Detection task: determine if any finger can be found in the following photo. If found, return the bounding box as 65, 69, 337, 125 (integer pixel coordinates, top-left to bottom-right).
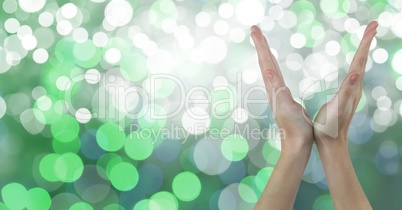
251, 26, 276, 72
348, 21, 378, 83
251, 25, 284, 82
336, 72, 365, 120
251, 26, 284, 97
339, 21, 377, 107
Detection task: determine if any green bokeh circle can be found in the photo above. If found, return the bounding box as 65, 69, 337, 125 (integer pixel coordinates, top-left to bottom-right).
39, 153, 60, 182
70, 202, 93, 210
133, 199, 160, 210
150, 191, 178, 210
124, 132, 154, 160
109, 162, 139, 191
221, 134, 249, 161
96, 122, 126, 152
172, 172, 201, 201
51, 114, 80, 143
238, 176, 259, 203
255, 167, 274, 193
1, 183, 28, 210
55, 152, 84, 182
73, 40, 102, 68
313, 194, 335, 210
26, 188, 51, 210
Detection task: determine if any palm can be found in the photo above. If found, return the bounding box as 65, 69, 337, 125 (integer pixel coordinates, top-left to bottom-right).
251, 26, 314, 150
314, 21, 378, 141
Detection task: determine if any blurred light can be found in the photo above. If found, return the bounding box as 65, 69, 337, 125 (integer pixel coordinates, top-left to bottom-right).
229, 28, 245, 43
235, 0, 264, 26
344, 18, 360, 33
72, 28, 89, 43
93, 32, 109, 47
279, 10, 297, 29
376, 141, 399, 175
200, 36, 227, 64
124, 132, 154, 160
372, 48, 388, 64
57, 20, 73, 35
313, 194, 334, 210
214, 20, 229, 36
392, 49, 402, 74
377, 96, 392, 111
96, 122, 125, 152
286, 53, 303, 71
75, 108, 91, 123
61, 3, 78, 19
371, 86, 386, 100
182, 107, 210, 135
33, 48, 49, 64
1, 183, 28, 209
396, 77, 402, 91
105, 48, 121, 64
290, 33, 306, 48
56, 76, 71, 91
242, 69, 258, 84
161, 18, 177, 33
325, 40, 340, 56
260, 16, 275, 31
221, 134, 249, 161
2, 0, 18, 14
105, 0, 133, 27
18, 0, 46, 13
84, 69, 101, 84
172, 172, 201, 201
219, 3, 234, 19
38, 12, 54, 27
0, 97, 6, 119
193, 139, 231, 175
150, 191, 178, 210
269, 5, 284, 20
109, 162, 139, 191
195, 12, 211, 27
231, 108, 249, 123
21, 35, 38, 50
137, 163, 163, 194
4, 18, 20, 33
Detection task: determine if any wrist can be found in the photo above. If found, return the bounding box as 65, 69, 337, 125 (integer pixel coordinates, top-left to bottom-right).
315, 137, 349, 157
281, 139, 313, 158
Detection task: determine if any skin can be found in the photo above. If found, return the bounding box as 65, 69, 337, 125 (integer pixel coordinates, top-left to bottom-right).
251, 21, 377, 210
250, 25, 314, 210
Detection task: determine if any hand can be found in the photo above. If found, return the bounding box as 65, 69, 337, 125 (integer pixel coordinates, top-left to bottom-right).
251, 25, 315, 210
250, 25, 313, 154
312, 21, 377, 210
313, 21, 378, 145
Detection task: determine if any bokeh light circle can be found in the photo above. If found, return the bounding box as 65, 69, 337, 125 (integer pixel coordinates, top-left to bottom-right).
172, 171, 201, 201
96, 122, 126, 152
109, 162, 139, 191
221, 134, 249, 161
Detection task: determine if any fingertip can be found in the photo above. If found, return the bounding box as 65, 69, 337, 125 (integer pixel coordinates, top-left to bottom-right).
251, 25, 259, 33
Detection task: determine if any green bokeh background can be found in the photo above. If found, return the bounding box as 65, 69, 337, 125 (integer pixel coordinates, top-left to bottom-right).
0, 0, 401, 209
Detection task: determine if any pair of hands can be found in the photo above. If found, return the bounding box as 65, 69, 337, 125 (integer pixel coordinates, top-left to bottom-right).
251, 21, 377, 210
251, 21, 378, 152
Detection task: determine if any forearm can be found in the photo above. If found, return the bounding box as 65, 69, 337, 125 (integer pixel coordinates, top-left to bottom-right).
255, 143, 312, 210
316, 139, 372, 210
